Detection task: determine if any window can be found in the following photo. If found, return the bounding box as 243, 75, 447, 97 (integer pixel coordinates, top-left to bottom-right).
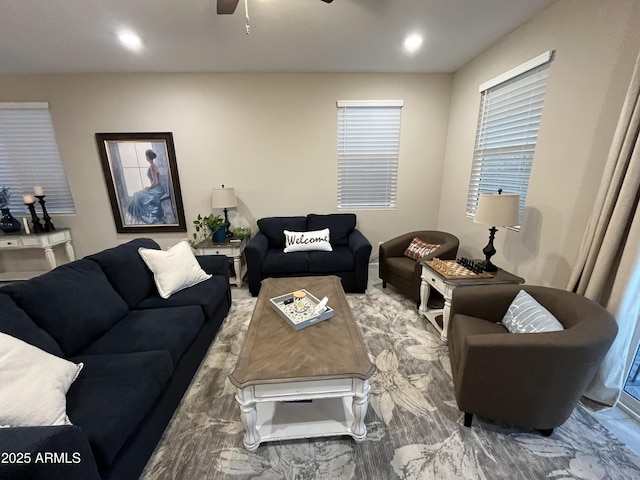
0, 102, 75, 214
337, 100, 403, 209
466, 51, 553, 226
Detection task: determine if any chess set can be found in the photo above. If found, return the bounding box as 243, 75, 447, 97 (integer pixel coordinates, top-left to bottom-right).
426, 257, 494, 280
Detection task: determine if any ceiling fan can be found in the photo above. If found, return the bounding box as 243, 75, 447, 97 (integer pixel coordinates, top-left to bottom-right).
217, 0, 333, 15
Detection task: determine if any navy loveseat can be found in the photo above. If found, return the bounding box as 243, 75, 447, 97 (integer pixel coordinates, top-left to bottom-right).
0, 238, 231, 480
245, 213, 372, 296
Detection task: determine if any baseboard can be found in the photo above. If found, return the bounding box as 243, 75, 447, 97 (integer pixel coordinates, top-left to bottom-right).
618, 392, 640, 423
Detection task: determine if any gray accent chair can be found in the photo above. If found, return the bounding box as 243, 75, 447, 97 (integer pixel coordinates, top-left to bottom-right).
448, 284, 618, 435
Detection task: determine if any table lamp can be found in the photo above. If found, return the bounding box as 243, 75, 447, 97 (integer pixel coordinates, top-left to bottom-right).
473, 189, 520, 272
212, 185, 237, 238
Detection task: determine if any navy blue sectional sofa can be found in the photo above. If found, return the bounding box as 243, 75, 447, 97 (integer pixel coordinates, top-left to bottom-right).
245, 213, 372, 296
0, 238, 231, 480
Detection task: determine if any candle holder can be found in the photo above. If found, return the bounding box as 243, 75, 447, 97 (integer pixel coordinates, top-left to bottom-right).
35, 195, 55, 231
25, 202, 45, 234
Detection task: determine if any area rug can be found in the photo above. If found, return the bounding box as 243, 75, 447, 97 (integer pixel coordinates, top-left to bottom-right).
141, 292, 640, 480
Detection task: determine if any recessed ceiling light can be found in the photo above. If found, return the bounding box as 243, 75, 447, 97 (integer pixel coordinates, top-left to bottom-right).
118, 30, 143, 51
404, 33, 424, 54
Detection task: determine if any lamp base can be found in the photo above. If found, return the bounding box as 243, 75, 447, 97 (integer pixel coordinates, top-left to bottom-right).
223, 207, 233, 238
479, 226, 499, 272
476, 259, 498, 272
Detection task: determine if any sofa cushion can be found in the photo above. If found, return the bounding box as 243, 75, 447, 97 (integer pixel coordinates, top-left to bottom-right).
0, 292, 63, 356
78, 306, 205, 366
308, 247, 355, 273
66, 351, 173, 471
138, 240, 211, 299
284, 228, 332, 253
501, 290, 565, 333
257, 216, 307, 249
384, 256, 417, 281
86, 238, 159, 309
262, 250, 309, 274
0, 332, 83, 427
307, 213, 356, 246
136, 275, 229, 320
3, 259, 129, 356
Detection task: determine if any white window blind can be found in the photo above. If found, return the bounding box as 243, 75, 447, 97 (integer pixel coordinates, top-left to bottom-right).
0, 103, 75, 214
466, 51, 553, 227
0, 103, 76, 214
337, 100, 403, 209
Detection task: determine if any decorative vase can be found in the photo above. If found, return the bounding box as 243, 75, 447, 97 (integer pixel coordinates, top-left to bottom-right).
212, 226, 226, 243
0, 207, 21, 233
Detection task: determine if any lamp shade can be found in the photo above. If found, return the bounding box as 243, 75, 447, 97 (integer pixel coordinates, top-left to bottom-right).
211, 187, 237, 209
473, 193, 520, 227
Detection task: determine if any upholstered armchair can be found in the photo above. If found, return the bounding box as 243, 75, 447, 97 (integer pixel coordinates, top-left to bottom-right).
379, 231, 459, 306
448, 284, 618, 435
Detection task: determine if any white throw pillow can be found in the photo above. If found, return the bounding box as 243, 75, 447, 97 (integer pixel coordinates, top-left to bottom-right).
501, 290, 564, 333
138, 240, 212, 299
0, 332, 83, 427
283, 228, 333, 253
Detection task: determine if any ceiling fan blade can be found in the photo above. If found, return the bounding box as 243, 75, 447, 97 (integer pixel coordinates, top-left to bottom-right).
218, 0, 330, 16
217, 0, 240, 15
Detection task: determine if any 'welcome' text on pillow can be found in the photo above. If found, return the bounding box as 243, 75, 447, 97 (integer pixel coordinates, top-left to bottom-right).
283, 229, 333, 253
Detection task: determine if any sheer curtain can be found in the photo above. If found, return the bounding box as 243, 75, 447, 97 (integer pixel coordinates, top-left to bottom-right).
567, 49, 640, 406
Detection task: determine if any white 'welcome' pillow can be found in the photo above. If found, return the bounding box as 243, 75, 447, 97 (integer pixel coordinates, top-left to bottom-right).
283, 228, 333, 253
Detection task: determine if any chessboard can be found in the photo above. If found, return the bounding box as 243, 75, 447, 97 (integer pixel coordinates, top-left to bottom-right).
426, 258, 494, 280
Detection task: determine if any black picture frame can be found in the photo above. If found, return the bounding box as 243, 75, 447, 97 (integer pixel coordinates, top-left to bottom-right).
95, 132, 187, 233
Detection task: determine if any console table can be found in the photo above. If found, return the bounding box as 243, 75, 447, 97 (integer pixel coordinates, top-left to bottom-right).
419, 260, 524, 342
0, 229, 75, 281
196, 236, 247, 287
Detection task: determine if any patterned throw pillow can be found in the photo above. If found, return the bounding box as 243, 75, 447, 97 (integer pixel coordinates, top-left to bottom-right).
404, 237, 440, 260
501, 290, 564, 333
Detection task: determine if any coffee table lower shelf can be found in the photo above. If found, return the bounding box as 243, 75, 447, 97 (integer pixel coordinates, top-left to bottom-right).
235, 378, 371, 451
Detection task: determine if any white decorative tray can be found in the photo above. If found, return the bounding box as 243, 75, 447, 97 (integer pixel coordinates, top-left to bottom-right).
269, 289, 334, 331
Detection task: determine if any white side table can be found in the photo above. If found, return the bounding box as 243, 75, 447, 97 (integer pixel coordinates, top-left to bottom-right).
196, 237, 247, 287
0, 229, 75, 281
418, 261, 524, 342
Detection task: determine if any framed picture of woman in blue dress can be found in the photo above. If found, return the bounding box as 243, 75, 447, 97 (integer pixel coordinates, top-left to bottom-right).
95, 132, 187, 233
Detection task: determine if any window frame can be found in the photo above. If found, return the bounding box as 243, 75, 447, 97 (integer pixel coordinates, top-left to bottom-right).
0, 102, 76, 215
465, 51, 554, 229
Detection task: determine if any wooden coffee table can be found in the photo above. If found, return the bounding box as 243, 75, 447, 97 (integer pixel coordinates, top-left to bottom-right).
229, 275, 376, 451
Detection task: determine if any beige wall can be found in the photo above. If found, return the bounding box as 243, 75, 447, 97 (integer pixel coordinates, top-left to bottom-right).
0, 73, 451, 261
437, 0, 640, 287
2, 0, 639, 285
